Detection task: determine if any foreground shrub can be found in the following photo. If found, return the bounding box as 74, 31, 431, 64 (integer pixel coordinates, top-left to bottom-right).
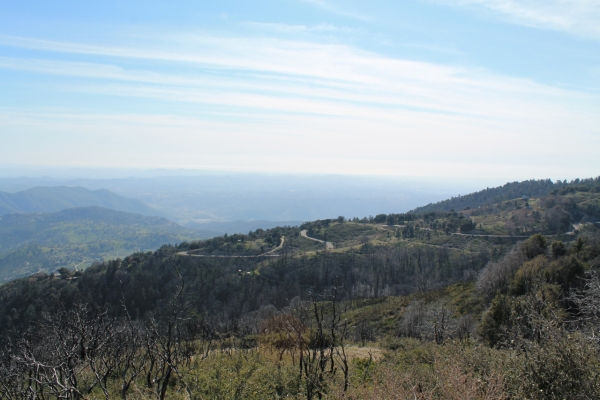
338, 340, 508, 399
506, 330, 600, 399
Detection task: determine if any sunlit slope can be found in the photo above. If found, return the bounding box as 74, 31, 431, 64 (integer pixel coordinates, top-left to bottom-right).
412, 178, 600, 214
0, 206, 205, 282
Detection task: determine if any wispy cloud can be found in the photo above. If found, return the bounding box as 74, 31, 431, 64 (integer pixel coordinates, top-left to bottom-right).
243, 22, 356, 34
0, 32, 598, 177
435, 0, 600, 40
296, 0, 371, 22
0, 36, 588, 121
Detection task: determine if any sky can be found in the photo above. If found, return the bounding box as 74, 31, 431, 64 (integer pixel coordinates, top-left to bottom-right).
0, 0, 599, 181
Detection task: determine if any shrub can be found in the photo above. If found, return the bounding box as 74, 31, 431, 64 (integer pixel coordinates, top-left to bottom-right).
522, 234, 547, 260
506, 330, 600, 399
478, 294, 513, 347
509, 255, 548, 296
550, 240, 566, 258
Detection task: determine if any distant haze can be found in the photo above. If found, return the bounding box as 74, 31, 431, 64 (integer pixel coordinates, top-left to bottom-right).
0, 186, 155, 216
0, 170, 490, 226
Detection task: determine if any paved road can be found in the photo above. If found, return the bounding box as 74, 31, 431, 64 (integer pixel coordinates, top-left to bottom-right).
178, 236, 285, 258
300, 230, 334, 249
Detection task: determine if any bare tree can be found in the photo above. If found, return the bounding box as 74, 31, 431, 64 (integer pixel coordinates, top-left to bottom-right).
399, 300, 427, 339
0, 257, 206, 400
276, 286, 350, 399
399, 300, 458, 343
0, 302, 121, 400
115, 304, 149, 400
477, 242, 527, 302
569, 272, 600, 343
143, 258, 197, 400
456, 314, 475, 341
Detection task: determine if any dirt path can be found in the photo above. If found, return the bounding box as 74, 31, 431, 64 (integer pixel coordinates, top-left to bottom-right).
178, 236, 285, 258
451, 232, 529, 238
300, 230, 334, 249
263, 235, 286, 254
379, 224, 529, 238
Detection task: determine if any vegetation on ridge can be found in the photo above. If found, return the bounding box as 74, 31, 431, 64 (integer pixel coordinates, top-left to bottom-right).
412, 177, 600, 214
1, 179, 600, 398
0, 206, 205, 282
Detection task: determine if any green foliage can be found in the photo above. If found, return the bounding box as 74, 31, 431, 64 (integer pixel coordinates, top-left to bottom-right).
184, 350, 303, 399
509, 255, 548, 296
4, 180, 600, 398
478, 232, 597, 348
479, 294, 514, 347
550, 240, 566, 258
414, 177, 600, 214
303, 222, 377, 244
459, 218, 476, 233
0, 206, 203, 282
506, 331, 600, 399
522, 234, 547, 260
545, 256, 584, 293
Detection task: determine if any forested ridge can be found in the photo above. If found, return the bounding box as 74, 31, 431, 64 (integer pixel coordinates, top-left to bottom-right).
413, 176, 600, 214
0, 206, 203, 282
1, 180, 600, 399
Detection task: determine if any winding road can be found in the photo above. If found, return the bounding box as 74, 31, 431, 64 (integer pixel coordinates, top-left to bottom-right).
178, 236, 285, 258
300, 230, 334, 249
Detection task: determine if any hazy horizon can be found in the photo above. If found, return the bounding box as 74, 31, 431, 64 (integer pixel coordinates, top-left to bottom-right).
0, 170, 494, 224
0, 165, 587, 186
1, 0, 598, 180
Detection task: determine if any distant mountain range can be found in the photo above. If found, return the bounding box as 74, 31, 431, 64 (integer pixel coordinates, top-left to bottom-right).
0, 175, 482, 224
0, 206, 207, 282
2, 177, 598, 284
0, 186, 318, 282
0, 186, 157, 216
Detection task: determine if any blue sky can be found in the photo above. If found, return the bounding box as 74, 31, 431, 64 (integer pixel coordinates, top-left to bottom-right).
0, 0, 599, 180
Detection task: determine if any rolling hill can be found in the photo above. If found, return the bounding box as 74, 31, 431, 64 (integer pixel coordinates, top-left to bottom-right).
412, 177, 600, 213
0, 186, 157, 216
1, 180, 600, 398
0, 206, 207, 282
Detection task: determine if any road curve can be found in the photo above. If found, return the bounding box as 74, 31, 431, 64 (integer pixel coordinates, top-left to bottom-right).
300, 230, 334, 249
262, 235, 286, 254
178, 236, 285, 258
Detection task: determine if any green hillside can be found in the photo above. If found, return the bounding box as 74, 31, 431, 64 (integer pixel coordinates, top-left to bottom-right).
0, 206, 206, 282
0, 185, 157, 216
1, 182, 600, 398
412, 177, 600, 213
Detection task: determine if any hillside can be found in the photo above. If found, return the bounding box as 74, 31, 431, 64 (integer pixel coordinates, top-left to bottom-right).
0, 206, 207, 282
3, 183, 599, 314
1, 182, 600, 398
0, 186, 157, 216
412, 177, 600, 213
3, 184, 598, 322
2, 181, 599, 318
